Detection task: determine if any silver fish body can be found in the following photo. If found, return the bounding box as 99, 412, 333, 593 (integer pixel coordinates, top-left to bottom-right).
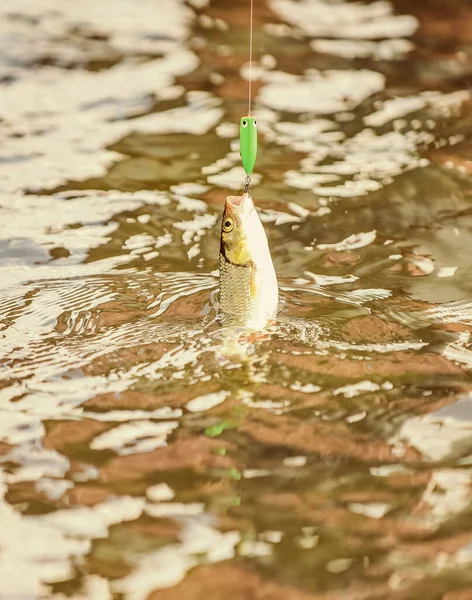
218, 193, 278, 329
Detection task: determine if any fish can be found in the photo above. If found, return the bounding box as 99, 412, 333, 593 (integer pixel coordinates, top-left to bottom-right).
218, 192, 278, 329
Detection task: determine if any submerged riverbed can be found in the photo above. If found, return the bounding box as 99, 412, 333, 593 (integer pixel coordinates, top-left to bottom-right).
2, 0, 472, 598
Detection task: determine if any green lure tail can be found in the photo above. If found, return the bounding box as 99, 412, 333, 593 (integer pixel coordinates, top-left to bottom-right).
240, 116, 257, 176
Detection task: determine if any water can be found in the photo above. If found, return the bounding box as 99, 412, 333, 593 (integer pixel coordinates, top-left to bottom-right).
2, 0, 472, 597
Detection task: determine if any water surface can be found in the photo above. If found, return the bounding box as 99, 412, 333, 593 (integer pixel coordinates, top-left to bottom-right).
2, 0, 472, 598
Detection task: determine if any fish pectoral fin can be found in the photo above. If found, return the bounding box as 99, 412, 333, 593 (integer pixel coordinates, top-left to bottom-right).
250, 264, 258, 298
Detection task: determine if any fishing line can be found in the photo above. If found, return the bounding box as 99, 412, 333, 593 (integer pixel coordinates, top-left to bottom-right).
248, 0, 253, 117
239, 0, 258, 192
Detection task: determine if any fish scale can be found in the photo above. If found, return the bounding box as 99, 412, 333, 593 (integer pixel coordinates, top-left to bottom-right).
218, 252, 255, 325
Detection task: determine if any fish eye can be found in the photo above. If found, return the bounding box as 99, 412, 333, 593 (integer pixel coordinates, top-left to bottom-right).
242, 120, 248, 127
253, 120, 257, 127
222, 217, 234, 232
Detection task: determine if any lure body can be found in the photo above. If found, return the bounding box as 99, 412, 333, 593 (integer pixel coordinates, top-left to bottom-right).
240, 116, 257, 176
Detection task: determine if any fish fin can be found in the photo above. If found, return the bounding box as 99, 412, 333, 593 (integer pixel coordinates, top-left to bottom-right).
250, 264, 258, 299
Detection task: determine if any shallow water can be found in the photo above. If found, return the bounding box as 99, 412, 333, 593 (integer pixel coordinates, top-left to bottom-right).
2, 0, 472, 598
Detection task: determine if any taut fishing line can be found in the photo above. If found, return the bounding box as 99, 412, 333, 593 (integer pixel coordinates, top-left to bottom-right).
248, 0, 253, 117
240, 0, 257, 193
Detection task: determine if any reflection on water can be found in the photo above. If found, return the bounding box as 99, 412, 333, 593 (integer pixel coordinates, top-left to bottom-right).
2, 0, 472, 598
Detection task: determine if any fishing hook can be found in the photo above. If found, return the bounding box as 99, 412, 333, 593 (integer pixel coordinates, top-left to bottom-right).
244, 175, 251, 194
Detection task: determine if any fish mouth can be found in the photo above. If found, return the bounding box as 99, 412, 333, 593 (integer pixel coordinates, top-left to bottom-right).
226, 193, 254, 215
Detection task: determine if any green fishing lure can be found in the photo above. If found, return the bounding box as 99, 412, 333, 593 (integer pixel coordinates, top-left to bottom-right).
240, 116, 257, 176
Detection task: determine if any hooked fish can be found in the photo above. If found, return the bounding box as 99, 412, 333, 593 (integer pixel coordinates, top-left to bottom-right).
218, 193, 278, 329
